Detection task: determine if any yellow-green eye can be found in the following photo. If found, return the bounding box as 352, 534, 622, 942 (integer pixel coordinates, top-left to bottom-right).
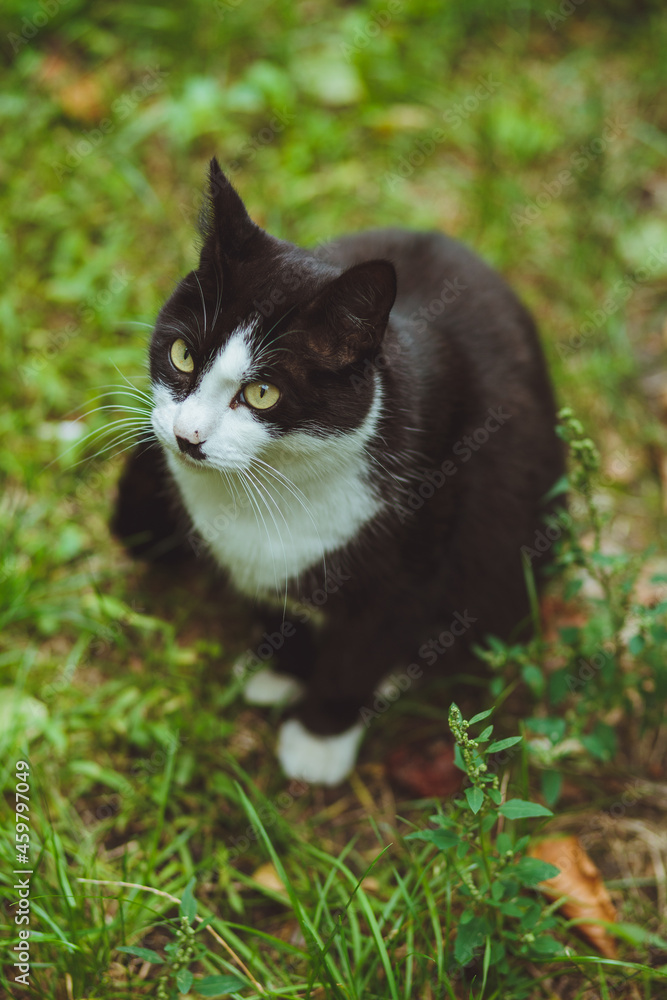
243, 381, 280, 410
170, 338, 194, 373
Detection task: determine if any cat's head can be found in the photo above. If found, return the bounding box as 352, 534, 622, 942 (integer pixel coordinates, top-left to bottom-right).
150, 158, 396, 476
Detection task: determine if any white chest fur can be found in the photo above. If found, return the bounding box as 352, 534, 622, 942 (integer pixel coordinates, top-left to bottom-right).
167, 436, 381, 597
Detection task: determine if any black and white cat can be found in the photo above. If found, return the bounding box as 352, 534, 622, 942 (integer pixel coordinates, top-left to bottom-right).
113, 158, 564, 785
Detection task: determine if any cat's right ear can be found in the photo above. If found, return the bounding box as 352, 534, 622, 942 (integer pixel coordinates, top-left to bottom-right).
199, 158, 258, 262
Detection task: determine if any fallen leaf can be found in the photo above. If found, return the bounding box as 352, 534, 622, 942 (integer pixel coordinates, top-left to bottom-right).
36, 52, 105, 122
529, 835, 617, 958
250, 862, 287, 897
386, 738, 462, 798
58, 74, 105, 122
540, 595, 588, 644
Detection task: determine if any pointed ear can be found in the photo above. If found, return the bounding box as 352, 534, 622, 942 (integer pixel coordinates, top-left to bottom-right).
305, 260, 397, 366
200, 157, 257, 261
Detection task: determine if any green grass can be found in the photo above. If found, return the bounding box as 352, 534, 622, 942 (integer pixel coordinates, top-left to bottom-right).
1, 1, 667, 997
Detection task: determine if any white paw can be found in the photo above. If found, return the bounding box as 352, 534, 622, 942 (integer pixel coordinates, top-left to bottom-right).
243, 668, 304, 706
277, 719, 364, 785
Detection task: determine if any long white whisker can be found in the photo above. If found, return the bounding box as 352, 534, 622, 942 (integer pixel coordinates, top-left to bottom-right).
211, 269, 223, 332
186, 306, 202, 346
236, 469, 280, 599
46, 417, 150, 468
251, 456, 327, 588
94, 384, 155, 403
194, 271, 208, 336
110, 362, 151, 387
252, 305, 298, 361
80, 404, 152, 418
63, 427, 154, 469
244, 465, 290, 614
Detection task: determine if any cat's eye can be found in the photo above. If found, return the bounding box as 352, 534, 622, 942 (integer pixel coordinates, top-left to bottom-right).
170, 338, 194, 373
243, 381, 280, 410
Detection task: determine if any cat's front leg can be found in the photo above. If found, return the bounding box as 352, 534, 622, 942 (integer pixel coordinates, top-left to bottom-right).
277, 717, 365, 786
241, 610, 317, 707
275, 608, 406, 785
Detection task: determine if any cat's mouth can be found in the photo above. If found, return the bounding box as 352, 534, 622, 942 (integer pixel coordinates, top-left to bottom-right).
175, 448, 209, 469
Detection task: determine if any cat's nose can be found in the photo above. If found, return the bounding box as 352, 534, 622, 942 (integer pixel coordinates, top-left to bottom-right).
176, 435, 206, 460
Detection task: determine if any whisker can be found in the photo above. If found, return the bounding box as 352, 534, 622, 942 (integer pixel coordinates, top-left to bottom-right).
250, 456, 328, 588
210, 269, 224, 332
236, 469, 281, 599
252, 305, 299, 364
94, 385, 155, 404
186, 306, 203, 348
244, 465, 290, 614
46, 417, 150, 467
61, 426, 154, 470
194, 270, 208, 337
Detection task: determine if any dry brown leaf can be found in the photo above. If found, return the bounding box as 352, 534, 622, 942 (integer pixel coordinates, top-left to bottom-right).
250, 862, 287, 897
58, 75, 105, 122
386, 738, 463, 798
36, 53, 105, 121
529, 835, 617, 958
540, 595, 588, 644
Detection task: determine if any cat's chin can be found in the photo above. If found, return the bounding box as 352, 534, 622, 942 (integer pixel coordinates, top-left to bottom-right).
165, 447, 243, 474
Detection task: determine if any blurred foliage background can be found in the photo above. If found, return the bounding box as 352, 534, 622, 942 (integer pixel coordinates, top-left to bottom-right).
1, 0, 667, 997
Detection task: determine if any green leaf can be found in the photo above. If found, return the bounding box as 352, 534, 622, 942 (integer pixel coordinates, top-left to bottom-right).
487, 786, 502, 806
542, 473, 569, 503
526, 716, 566, 742
487, 736, 522, 753
477, 725, 493, 742
498, 900, 525, 918
498, 799, 553, 819
117, 945, 165, 964
481, 935, 491, 993
529, 933, 564, 955
196, 975, 247, 996
628, 634, 644, 655
481, 809, 498, 833
521, 663, 544, 696
465, 785, 485, 814
180, 876, 197, 924
513, 856, 560, 885
491, 880, 504, 902
606, 922, 667, 950
541, 769, 562, 807
453, 742, 466, 772
548, 668, 571, 706
406, 827, 460, 850
177, 968, 194, 994
454, 915, 488, 966
469, 708, 493, 725
496, 832, 512, 854
582, 721, 617, 762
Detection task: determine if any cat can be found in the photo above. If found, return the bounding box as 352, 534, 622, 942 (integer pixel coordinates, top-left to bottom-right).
113, 157, 564, 785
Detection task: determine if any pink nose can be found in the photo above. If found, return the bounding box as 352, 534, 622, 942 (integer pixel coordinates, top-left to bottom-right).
176, 435, 206, 460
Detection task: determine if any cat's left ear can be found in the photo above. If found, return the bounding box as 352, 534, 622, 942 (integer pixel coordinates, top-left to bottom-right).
305, 260, 397, 366
200, 157, 258, 262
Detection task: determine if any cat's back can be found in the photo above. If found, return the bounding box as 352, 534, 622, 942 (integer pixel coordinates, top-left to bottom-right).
316, 227, 514, 313
316, 227, 553, 406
